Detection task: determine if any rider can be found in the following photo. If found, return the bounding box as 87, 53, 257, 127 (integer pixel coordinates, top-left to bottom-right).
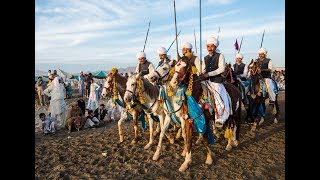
181, 41, 199, 67
233, 53, 248, 81
195, 37, 231, 127
255, 48, 277, 105
134, 51, 155, 78
155, 47, 171, 69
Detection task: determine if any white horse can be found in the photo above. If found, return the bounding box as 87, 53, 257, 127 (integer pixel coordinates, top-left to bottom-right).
149, 59, 214, 172
124, 73, 174, 149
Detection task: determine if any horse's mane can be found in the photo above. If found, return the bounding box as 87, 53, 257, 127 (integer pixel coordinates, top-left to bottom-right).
142, 77, 159, 100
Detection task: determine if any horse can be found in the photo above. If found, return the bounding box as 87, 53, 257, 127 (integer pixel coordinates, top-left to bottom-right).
123, 73, 175, 149
147, 56, 214, 172
222, 63, 251, 122
246, 59, 280, 131
101, 69, 146, 144
169, 56, 242, 156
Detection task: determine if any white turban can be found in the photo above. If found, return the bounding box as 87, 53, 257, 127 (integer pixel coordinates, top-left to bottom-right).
157, 47, 167, 54
136, 51, 146, 59
206, 37, 219, 47
258, 48, 267, 55
235, 53, 243, 59
182, 42, 192, 49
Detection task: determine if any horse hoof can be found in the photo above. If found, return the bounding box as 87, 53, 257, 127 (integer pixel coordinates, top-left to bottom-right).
232, 140, 239, 147
169, 138, 175, 144
259, 118, 264, 125
274, 118, 278, 124
131, 139, 137, 144
226, 144, 232, 151
205, 154, 213, 165
144, 143, 151, 150
152, 152, 160, 161
179, 162, 190, 172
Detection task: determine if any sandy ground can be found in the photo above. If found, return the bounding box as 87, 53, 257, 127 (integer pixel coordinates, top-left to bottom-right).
35, 91, 285, 179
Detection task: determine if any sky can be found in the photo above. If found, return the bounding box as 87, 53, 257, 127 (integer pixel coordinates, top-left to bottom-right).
35, 0, 285, 74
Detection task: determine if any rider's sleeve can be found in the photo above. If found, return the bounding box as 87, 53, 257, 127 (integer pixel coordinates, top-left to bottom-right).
208, 54, 226, 76
148, 63, 155, 73
193, 56, 201, 75
240, 64, 248, 78
268, 60, 273, 70
135, 64, 139, 74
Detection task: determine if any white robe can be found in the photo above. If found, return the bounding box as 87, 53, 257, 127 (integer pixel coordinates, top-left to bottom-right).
43, 82, 68, 127
87, 83, 100, 110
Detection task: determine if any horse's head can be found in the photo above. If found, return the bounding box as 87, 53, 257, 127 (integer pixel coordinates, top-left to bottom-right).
101, 72, 114, 99
148, 61, 173, 83
247, 59, 261, 79
170, 56, 190, 88
124, 73, 142, 103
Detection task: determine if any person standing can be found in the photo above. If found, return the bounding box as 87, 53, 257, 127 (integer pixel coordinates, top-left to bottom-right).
78, 71, 85, 97
43, 77, 68, 128
36, 76, 46, 106
86, 79, 100, 111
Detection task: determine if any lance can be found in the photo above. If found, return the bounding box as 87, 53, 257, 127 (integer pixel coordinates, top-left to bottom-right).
167, 30, 181, 51
238, 37, 243, 53
199, 0, 202, 73
194, 28, 197, 54
142, 21, 151, 52
217, 26, 220, 40
173, 0, 179, 60
260, 29, 265, 48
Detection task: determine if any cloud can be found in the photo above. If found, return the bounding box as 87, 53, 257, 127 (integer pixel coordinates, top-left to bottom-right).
207, 0, 236, 5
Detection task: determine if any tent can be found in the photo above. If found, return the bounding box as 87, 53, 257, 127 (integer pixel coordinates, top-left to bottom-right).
93, 71, 107, 79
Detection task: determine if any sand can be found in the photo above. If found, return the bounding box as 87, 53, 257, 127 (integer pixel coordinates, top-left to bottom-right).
35, 91, 285, 179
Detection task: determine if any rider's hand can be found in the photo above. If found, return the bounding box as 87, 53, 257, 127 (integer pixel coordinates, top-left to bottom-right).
203, 72, 209, 78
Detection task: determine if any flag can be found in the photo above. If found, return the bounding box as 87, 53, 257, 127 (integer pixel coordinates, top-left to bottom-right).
234, 39, 239, 51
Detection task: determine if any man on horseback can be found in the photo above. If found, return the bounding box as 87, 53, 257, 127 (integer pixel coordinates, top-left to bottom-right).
155, 47, 171, 68
134, 51, 155, 78
233, 53, 248, 81
196, 37, 231, 128
181, 41, 199, 67
255, 48, 277, 105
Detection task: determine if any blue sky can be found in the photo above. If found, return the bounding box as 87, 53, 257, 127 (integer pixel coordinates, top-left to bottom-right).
35, 0, 285, 73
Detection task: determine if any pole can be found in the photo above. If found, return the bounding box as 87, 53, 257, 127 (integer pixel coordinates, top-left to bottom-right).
217, 26, 220, 40
260, 29, 265, 48
173, 0, 179, 60
238, 37, 243, 53
167, 30, 181, 51
142, 21, 151, 52
199, 0, 202, 74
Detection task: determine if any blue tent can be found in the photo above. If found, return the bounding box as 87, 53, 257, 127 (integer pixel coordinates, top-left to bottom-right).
94, 71, 107, 79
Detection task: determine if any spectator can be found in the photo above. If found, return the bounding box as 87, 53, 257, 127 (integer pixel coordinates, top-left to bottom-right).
38, 113, 56, 135
43, 77, 68, 128
86, 79, 100, 111
94, 104, 108, 122
36, 76, 46, 106
84, 110, 100, 128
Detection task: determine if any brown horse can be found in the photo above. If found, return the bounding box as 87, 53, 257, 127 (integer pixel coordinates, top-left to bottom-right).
101, 69, 145, 144
246, 59, 280, 131
171, 56, 242, 151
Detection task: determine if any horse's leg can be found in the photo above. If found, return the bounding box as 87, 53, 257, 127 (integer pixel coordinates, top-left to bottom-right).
153, 123, 160, 136
179, 119, 193, 172
144, 114, 154, 149
273, 95, 280, 124
196, 133, 203, 145
131, 111, 139, 144
180, 118, 188, 157
162, 114, 175, 144
153, 114, 171, 161
117, 113, 127, 143
203, 118, 213, 165
196, 107, 211, 145
176, 127, 182, 139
